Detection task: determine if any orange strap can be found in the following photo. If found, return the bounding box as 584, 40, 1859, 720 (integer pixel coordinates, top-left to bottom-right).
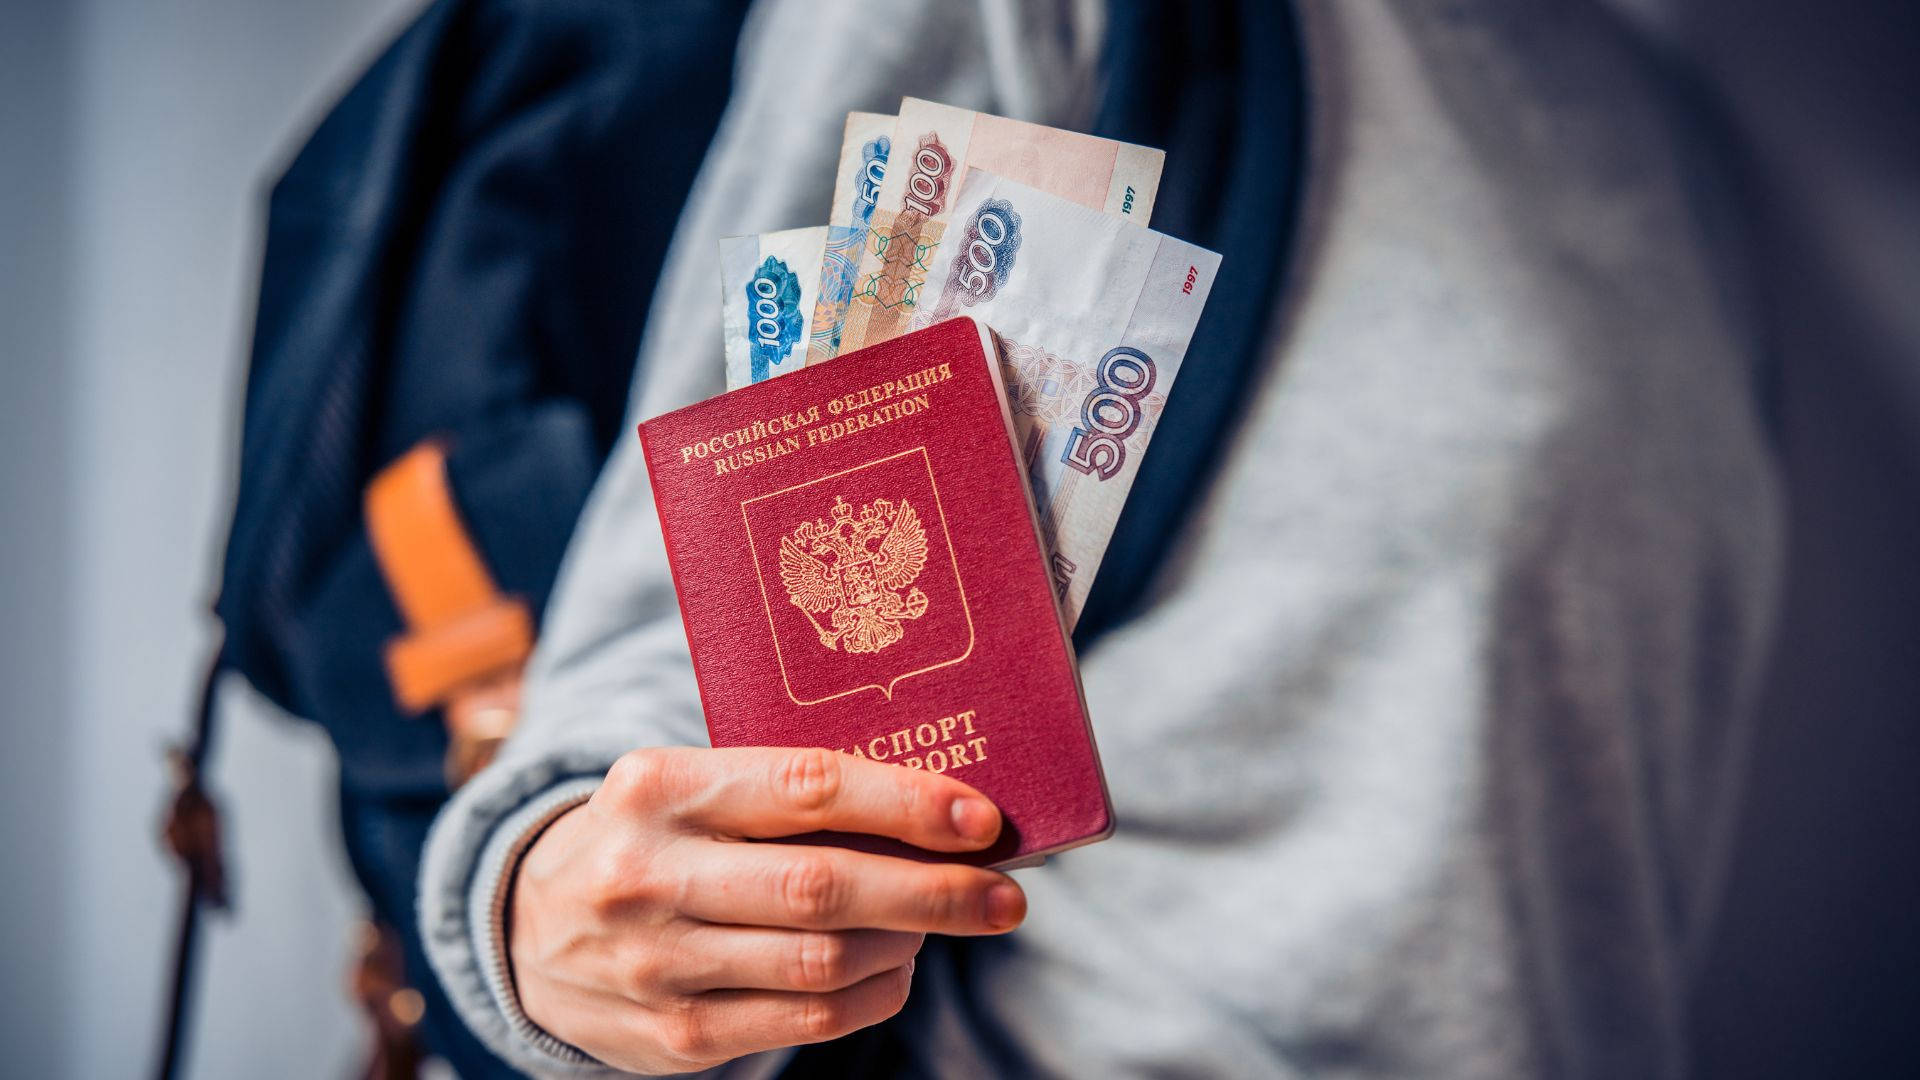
365, 441, 532, 713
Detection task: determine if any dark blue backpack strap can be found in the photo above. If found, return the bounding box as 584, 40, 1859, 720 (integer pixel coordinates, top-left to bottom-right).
1075, 0, 1309, 647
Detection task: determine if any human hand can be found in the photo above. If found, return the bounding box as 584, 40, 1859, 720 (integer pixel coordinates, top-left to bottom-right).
507, 746, 1023, 1074
442, 667, 521, 787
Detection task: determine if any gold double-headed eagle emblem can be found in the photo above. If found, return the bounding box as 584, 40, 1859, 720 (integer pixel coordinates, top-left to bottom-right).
779, 495, 930, 654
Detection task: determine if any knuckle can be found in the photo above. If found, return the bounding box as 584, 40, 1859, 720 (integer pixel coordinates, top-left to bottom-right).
627, 944, 670, 998
798, 992, 845, 1042
776, 748, 844, 815
584, 848, 636, 913
897, 777, 929, 830
654, 1007, 712, 1065
926, 868, 977, 925
586, 841, 674, 916
792, 932, 847, 991
780, 855, 843, 924
883, 961, 914, 1013
605, 749, 667, 805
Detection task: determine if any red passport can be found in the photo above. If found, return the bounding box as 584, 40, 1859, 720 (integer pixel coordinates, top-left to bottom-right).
637, 318, 1111, 866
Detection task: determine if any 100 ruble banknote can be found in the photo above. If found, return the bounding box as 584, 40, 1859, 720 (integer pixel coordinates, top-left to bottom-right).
835, 97, 1166, 357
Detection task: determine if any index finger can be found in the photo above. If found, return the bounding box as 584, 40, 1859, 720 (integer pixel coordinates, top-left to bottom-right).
674, 746, 1002, 852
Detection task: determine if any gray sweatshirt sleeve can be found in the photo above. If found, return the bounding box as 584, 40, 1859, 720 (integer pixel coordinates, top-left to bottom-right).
416, 1, 1104, 1073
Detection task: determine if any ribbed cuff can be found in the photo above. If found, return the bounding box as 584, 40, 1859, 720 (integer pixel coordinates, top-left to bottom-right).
469, 776, 605, 1067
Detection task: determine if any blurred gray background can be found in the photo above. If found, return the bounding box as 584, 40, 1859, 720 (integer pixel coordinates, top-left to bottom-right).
2, 1, 418, 1076
1, 1, 1913, 1077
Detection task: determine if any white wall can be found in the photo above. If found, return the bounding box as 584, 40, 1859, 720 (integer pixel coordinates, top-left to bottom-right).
4, 1, 423, 1076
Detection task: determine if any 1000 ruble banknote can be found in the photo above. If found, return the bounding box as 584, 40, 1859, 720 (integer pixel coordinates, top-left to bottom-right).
912, 170, 1220, 629
721, 226, 845, 389
835, 98, 1166, 357
723, 113, 896, 387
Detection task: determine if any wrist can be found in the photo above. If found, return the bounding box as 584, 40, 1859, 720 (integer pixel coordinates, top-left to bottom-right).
505, 798, 591, 1003
469, 778, 602, 1067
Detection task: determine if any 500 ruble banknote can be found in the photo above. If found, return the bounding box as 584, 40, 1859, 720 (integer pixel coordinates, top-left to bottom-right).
912, 170, 1219, 628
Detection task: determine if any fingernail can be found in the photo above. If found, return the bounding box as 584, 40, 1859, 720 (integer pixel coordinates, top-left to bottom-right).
950, 797, 998, 843
985, 882, 1024, 930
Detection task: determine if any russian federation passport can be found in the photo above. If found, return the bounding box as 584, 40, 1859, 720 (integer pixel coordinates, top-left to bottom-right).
637, 318, 1111, 866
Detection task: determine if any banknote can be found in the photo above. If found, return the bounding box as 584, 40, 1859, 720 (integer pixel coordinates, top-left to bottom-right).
827, 111, 895, 230
911, 170, 1219, 628
722, 226, 850, 388
835, 97, 1166, 357
807, 112, 895, 364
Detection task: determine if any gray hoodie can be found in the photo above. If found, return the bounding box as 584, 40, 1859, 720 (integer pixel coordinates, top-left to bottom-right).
419, 1, 1782, 1076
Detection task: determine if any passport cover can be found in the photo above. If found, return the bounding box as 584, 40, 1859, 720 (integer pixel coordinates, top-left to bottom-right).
637, 317, 1111, 866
